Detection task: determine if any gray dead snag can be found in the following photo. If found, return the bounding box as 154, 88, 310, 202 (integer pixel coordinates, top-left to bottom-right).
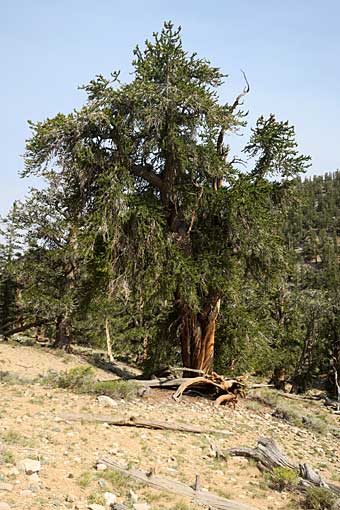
333, 367, 340, 412
58, 413, 232, 436
130, 377, 191, 388
98, 457, 257, 510
227, 438, 340, 497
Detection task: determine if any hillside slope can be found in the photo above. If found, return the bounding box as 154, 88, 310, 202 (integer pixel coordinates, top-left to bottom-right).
0, 342, 339, 510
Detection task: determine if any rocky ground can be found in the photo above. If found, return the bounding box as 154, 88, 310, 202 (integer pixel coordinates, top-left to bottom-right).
0, 341, 339, 510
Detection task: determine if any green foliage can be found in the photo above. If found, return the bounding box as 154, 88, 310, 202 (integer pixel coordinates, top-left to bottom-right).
92, 380, 139, 400
303, 487, 336, 510
0, 449, 15, 465
87, 492, 105, 505
42, 366, 139, 400
266, 467, 299, 491
44, 366, 95, 390
78, 470, 93, 488
2, 21, 312, 373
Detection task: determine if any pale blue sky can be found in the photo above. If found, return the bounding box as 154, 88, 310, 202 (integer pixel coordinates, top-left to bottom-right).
1, 0, 339, 216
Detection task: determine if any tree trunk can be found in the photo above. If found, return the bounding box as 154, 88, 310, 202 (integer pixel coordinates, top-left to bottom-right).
105, 318, 114, 363
178, 296, 220, 373
53, 315, 71, 351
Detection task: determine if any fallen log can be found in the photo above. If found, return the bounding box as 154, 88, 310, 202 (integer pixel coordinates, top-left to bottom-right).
58, 413, 232, 436
150, 366, 205, 378
226, 437, 340, 496
98, 457, 257, 510
215, 394, 238, 407
130, 377, 190, 388
173, 374, 247, 402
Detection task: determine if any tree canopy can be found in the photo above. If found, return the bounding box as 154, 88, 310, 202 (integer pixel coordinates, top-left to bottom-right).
1, 22, 318, 379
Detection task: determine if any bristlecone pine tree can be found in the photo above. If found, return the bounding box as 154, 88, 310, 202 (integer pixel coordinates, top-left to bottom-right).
23, 22, 310, 371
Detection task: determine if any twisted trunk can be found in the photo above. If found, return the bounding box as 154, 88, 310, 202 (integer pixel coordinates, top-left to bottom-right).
178, 296, 221, 373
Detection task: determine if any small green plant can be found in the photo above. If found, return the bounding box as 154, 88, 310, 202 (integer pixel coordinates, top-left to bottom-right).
92, 380, 139, 400
266, 467, 299, 491
2, 430, 22, 444
0, 449, 15, 464
303, 487, 336, 510
42, 367, 139, 400
55, 366, 95, 389
173, 502, 191, 510
100, 469, 130, 491
87, 492, 105, 505
78, 470, 93, 489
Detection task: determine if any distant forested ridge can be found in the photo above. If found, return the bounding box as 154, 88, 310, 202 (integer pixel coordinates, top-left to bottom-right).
0, 23, 339, 394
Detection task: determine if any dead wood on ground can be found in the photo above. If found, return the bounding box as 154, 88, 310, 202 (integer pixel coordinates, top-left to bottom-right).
172, 372, 247, 403
58, 413, 232, 436
130, 370, 248, 405
98, 457, 257, 510
226, 437, 340, 496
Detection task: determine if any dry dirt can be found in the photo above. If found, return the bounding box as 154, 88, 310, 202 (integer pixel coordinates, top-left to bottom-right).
0, 341, 339, 510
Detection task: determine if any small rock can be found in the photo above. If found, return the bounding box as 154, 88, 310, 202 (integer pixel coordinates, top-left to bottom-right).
18, 459, 41, 475
129, 489, 138, 503
97, 396, 118, 407
133, 504, 150, 510
97, 479, 109, 489
331, 498, 340, 510
0, 503, 10, 510
7, 467, 19, 476
104, 492, 116, 506
28, 473, 40, 483
88, 504, 106, 510
65, 494, 75, 502
0, 482, 13, 492
137, 386, 151, 398
20, 489, 33, 497
96, 463, 107, 472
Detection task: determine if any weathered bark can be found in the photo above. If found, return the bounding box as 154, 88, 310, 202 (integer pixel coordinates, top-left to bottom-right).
179, 296, 221, 373
58, 413, 232, 436
53, 316, 71, 351
172, 374, 245, 402
98, 457, 256, 510
105, 318, 114, 363
227, 438, 340, 496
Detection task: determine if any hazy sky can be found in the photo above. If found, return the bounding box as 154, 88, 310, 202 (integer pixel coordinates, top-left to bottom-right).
1, 0, 339, 216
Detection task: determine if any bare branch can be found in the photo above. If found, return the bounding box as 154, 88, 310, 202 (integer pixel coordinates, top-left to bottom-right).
187, 187, 204, 235
231, 70, 250, 112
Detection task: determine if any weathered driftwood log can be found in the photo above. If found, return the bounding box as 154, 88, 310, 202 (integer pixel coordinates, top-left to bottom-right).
150, 366, 205, 378
215, 393, 238, 407
173, 373, 247, 402
99, 457, 256, 510
58, 413, 232, 436
130, 377, 190, 388
227, 438, 340, 496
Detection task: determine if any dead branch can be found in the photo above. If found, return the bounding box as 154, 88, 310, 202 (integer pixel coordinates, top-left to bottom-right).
231, 70, 250, 112
58, 413, 232, 436
131, 377, 191, 388
248, 384, 275, 390
215, 394, 238, 408
98, 457, 256, 510
172, 373, 247, 402
187, 187, 204, 235
226, 437, 340, 496
333, 366, 340, 412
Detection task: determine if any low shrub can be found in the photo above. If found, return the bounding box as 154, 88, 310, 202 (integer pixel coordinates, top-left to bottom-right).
92, 380, 138, 400
303, 487, 336, 510
266, 467, 299, 491
42, 366, 139, 400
